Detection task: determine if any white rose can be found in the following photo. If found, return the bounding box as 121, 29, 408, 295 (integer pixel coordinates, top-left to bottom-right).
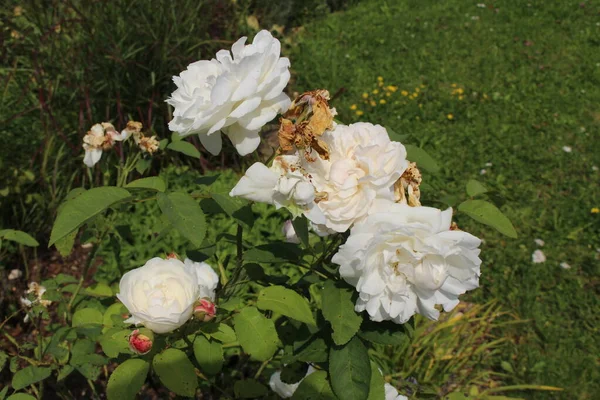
282, 220, 300, 244
269, 366, 315, 398
331, 201, 482, 323
167, 30, 291, 156
117, 257, 219, 333
229, 156, 325, 224
385, 383, 408, 400
302, 123, 408, 232
184, 258, 219, 300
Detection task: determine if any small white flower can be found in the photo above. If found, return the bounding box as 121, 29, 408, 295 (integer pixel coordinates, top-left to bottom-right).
167, 30, 291, 156
269, 366, 315, 398
385, 383, 408, 400
138, 136, 160, 155
559, 262, 571, 270
562, 146, 572, 153
485, 162, 493, 167
534, 238, 545, 247
480, 169, 487, 175
471, 15, 480, 20
282, 220, 300, 244
8, 269, 22, 280
82, 122, 129, 167
477, 3, 486, 7
332, 201, 482, 324
532, 249, 546, 264
592, 166, 598, 171
117, 257, 218, 333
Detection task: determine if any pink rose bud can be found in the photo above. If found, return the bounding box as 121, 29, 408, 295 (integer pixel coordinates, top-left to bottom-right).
166, 252, 179, 260
194, 298, 216, 322
128, 329, 153, 355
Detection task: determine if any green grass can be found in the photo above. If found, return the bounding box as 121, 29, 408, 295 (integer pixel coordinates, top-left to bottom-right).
289, 0, 600, 398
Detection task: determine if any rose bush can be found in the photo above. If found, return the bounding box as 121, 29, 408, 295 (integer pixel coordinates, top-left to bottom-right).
5, 28, 520, 400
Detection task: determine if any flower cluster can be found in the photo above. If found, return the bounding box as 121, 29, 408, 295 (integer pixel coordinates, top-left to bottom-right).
82, 120, 156, 167
167, 30, 291, 156
117, 256, 218, 334
230, 88, 482, 325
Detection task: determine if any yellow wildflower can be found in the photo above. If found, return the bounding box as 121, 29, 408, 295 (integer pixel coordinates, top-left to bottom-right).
418, 103, 423, 108
356, 110, 364, 116
378, 81, 384, 87
412, 92, 419, 97
401, 90, 409, 96
451, 83, 457, 88
387, 85, 398, 92
369, 100, 377, 107
372, 89, 379, 94
457, 88, 464, 95
386, 92, 391, 97
592, 207, 600, 214
379, 99, 386, 104
14, 6, 23, 16
459, 95, 464, 100
447, 113, 454, 120
377, 76, 384, 81
420, 84, 426, 88
483, 93, 489, 99
350, 104, 357, 110
415, 87, 420, 93
362, 92, 369, 99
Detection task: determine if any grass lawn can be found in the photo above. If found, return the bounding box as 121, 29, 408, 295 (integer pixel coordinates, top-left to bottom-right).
289, 0, 600, 398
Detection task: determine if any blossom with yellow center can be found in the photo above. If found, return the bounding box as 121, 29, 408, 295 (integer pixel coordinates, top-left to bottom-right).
401, 90, 409, 96
362, 92, 369, 99
350, 104, 357, 110
592, 207, 600, 214
356, 110, 364, 116
379, 99, 386, 104
447, 114, 454, 120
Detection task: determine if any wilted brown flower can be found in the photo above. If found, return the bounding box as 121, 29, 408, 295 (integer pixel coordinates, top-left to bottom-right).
394, 162, 422, 206
277, 89, 335, 160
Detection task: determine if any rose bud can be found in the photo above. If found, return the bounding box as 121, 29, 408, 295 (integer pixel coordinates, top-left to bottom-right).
166, 252, 179, 260
194, 298, 216, 322
128, 329, 153, 355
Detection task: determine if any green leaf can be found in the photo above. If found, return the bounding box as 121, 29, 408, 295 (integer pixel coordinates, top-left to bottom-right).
291, 216, 310, 247
84, 283, 113, 298
49, 187, 131, 246
0, 230, 38, 247
321, 282, 362, 346
125, 176, 166, 192
233, 379, 268, 398
193, 336, 223, 375
257, 286, 316, 326
294, 335, 329, 364
55, 230, 76, 257
367, 362, 385, 400
243, 242, 303, 263
385, 126, 409, 143
102, 303, 127, 330
195, 174, 220, 186
57, 365, 74, 382
135, 158, 151, 174
107, 359, 150, 400
153, 348, 198, 397
210, 193, 254, 229
405, 144, 440, 173
358, 320, 411, 346
157, 192, 206, 247
329, 337, 371, 400
12, 366, 52, 390
233, 307, 279, 361
292, 370, 336, 400
72, 308, 103, 327
281, 362, 309, 384
466, 179, 488, 197
199, 322, 237, 343
0, 351, 7, 373
458, 200, 517, 238
167, 140, 200, 159
6, 394, 37, 400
